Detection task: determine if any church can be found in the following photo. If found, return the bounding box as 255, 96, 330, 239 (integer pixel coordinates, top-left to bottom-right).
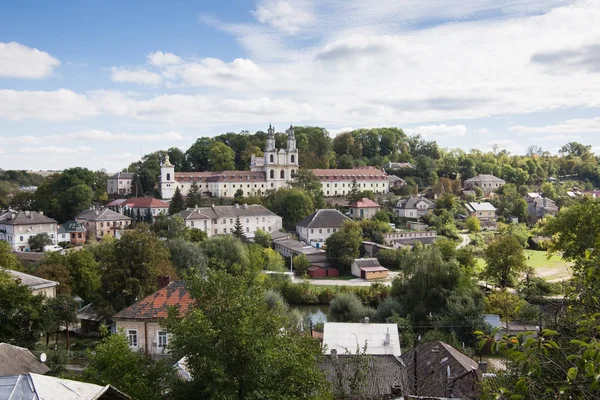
159, 124, 389, 200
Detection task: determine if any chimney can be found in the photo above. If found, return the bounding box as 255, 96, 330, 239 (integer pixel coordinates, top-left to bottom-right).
364, 317, 369, 324
157, 276, 170, 289
243, 203, 248, 209
39, 211, 43, 216
384, 327, 390, 345
95, 210, 99, 215
330, 349, 337, 360
235, 204, 239, 208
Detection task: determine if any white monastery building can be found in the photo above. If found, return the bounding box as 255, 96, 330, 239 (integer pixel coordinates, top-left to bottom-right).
159, 125, 389, 200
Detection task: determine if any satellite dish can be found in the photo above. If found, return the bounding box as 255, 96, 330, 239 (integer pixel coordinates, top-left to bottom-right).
40, 353, 47, 363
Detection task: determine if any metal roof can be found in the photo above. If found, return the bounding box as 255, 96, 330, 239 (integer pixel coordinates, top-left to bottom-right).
296, 209, 350, 229
0, 344, 50, 376
466, 202, 496, 212
323, 322, 401, 356
1, 268, 59, 291
0, 210, 57, 226
76, 208, 132, 222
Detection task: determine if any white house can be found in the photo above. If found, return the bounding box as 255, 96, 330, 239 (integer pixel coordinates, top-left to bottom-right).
0, 210, 58, 251
323, 321, 401, 356
296, 209, 350, 248
464, 174, 505, 194
176, 204, 282, 239
394, 196, 436, 218
106, 172, 135, 195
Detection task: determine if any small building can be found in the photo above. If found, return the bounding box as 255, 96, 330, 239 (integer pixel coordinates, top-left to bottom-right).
0, 373, 130, 400
306, 265, 339, 278
463, 174, 505, 194
465, 202, 497, 223
388, 175, 407, 189
527, 196, 559, 221
1, 268, 59, 298
351, 258, 389, 280
112, 279, 194, 357
394, 196, 436, 218
406, 221, 428, 231
106, 171, 135, 196
0, 343, 50, 375
0, 210, 58, 252
76, 303, 105, 336
296, 209, 350, 248
273, 238, 328, 265
323, 321, 401, 356
320, 353, 407, 399
312, 167, 389, 197
401, 340, 481, 399
348, 198, 381, 220
386, 162, 415, 170
383, 231, 437, 248
57, 221, 86, 245
75, 208, 132, 240
123, 197, 169, 222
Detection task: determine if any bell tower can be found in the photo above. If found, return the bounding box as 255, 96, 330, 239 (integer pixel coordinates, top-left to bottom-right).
160, 155, 176, 200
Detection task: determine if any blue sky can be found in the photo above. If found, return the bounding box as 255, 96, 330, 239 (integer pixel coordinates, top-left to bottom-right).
1, 0, 600, 170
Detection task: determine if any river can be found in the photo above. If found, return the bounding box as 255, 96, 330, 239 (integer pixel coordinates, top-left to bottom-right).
291, 304, 330, 325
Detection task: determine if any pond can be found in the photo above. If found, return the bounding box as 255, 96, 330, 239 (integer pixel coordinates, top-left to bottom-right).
291, 304, 330, 326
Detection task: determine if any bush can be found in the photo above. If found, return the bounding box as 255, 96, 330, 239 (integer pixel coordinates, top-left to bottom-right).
330, 293, 372, 322
515, 302, 540, 324
375, 297, 403, 322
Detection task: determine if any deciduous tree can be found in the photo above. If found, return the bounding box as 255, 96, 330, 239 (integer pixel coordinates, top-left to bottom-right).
483, 235, 527, 287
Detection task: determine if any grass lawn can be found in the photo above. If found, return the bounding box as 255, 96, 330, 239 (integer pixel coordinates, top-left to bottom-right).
475, 250, 571, 282
310, 275, 356, 281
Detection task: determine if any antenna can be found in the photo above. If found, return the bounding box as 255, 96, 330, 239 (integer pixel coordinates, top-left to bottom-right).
40, 353, 47, 363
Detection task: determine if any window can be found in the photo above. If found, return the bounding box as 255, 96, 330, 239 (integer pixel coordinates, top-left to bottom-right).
230, 219, 233, 224
270, 169, 274, 179
268, 226, 271, 232
128, 330, 138, 347
166, 173, 171, 181
270, 154, 274, 162
191, 221, 194, 227
20, 236, 24, 241
311, 229, 314, 234
230, 228, 234, 233
246, 218, 249, 223
222, 219, 226, 224
158, 331, 168, 347
291, 154, 295, 163
223, 228, 227, 233
214, 229, 218, 235
78, 233, 82, 238
319, 229, 323, 233
262, 217, 265, 222
246, 227, 249, 232
280, 170, 285, 179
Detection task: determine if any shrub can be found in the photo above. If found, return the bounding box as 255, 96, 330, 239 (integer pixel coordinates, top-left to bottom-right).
330, 293, 371, 322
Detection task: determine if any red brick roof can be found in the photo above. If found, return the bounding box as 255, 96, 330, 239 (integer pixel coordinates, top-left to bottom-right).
113, 280, 194, 320
125, 197, 169, 208
348, 198, 381, 208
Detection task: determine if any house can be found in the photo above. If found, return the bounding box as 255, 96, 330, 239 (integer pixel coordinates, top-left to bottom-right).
527, 196, 559, 220
296, 209, 350, 248
112, 279, 194, 357
483, 314, 503, 340
0, 210, 58, 252
121, 197, 169, 222
1, 268, 59, 298
0, 373, 130, 399
76, 303, 105, 336
323, 321, 401, 356
394, 196, 436, 218
75, 208, 132, 239
383, 231, 437, 248
465, 202, 497, 224
351, 258, 389, 280
401, 341, 481, 399
106, 171, 135, 196
176, 204, 282, 239
0, 343, 50, 375
320, 353, 407, 399
348, 198, 381, 220
159, 125, 389, 200
273, 238, 328, 265
464, 174, 505, 194
388, 174, 407, 189
57, 220, 86, 245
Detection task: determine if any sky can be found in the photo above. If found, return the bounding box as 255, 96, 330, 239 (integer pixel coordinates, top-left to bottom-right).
1, 0, 600, 171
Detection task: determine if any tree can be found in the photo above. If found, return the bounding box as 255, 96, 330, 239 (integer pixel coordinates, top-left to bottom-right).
164, 271, 329, 399
0, 270, 47, 348
483, 235, 527, 287
253, 228, 272, 248
46, 294, 78, 348
292, 254, 310, 276
330, 292, 372, 322
165, 238, 207, 275
263, 188, 314, 230
208, 141, 236, 171
325, 222, 363, 274
28, 232, 53, 251
169, 187, 185, 215
200, 235, 251, 275
186, 182, 201, 208
0, 241, 21, 270
541, 182, 557, 201
465, 216, 481, 233
36, 262, 72, 294
64, 249, 101, 302
185, 137, 214, 171
84, 327, 171, 400
232, 216, 246, 240
264, 248, 285, 272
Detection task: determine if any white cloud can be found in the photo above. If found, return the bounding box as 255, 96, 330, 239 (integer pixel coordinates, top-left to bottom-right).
510, 116, 600, 134
251, 0, 313, 34
17, 145, 93, 155
110, 67, 163, 85
147, 51, 183, 67
0, 42, 60, 78
408, 124, 468, 138
475, 128, 489, 134
0, 89, 99, 121
3, 129, 187, 145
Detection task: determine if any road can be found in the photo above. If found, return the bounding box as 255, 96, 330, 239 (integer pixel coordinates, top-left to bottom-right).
298, 271, 400, 287
456, 233, 471, 249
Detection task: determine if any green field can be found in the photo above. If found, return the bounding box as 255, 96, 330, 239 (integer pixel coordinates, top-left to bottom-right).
475, 250, 571, 282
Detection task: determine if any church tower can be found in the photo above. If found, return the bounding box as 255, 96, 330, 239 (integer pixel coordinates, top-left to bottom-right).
160, 155, 176, 200
286, 125, 298, 173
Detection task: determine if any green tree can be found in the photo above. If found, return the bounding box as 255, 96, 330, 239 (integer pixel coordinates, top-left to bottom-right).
28, 232, 53, 251
208, 141, 236, 171
232, 216, 246, 240
185, 137, 214, 171
165, 238, 207, 275
264, 248, 285, 272
253, 228, 272, 248
164, 271, 329, 399
84, 327, 171, 400
264, 188, 314, 230
483, 235, 527, 287
292, 254, 310, 276
46, 294, 78, 348
290, 169, 325, 208
201, 235, 251, 275
465, 216, 481, 233
185, 182, 201, 208
0, 241, 21, 270
169, 187, 186, 215
64, 249, 101, 302
0, 270, 47, 348
325, 222, 363, 274
329, 292, 372, 322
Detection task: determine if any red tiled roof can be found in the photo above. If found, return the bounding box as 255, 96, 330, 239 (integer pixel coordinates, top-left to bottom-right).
113, 280, 194, 320
125, 197, 169, 208
174, 171, 266, 183
312, 167, 387, 181
348, 198, 381, 208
